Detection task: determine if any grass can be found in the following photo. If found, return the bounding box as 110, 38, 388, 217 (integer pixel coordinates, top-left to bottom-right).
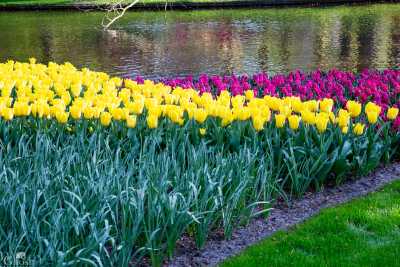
0, 0, 337, 6
0, 0, 71, 5
221, 179, 400, 267
0, 0, 247, 5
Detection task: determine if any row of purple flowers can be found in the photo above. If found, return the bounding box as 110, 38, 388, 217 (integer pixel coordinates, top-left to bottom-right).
134, 68, 400, 126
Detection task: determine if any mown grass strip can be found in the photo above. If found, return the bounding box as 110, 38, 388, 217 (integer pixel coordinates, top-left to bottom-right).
221, 179, 400, 267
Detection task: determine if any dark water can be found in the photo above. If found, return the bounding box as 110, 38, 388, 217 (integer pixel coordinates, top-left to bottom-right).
1, 4, 400, 78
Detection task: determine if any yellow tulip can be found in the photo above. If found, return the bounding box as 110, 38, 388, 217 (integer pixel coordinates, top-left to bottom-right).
353, 123, 365, 135
337, 110, 350, 128
278, 105, 291, 117
346, 100, 361, 117
13, 101, 31, 116
231, 95, 245, 108
56, 111, 69, 124
144, 98, 158, 110
71, 83, 82, 97
221, 114, 234, 127
237, 107, 251, 121
288, 115, 300, 130
365, 102, 381, 115
249, 107, 262, 119
83, 107, 95, 120
244, 90, 254, 100
70, 105, 82, 120
216, 105, 230, 119
341, 126, 348, 134
168, 109, 184, 125
319, 98, 334, 113
217, 95, 230, 107
248, 98, 265, 109
275, 114, 286, 128
315, 115, 329, 133
147, 114, 158, 129
301, 110, 316, 125
194, 108, 208, 124
200, 93, 213, 107
387, 107, 399, 120
252, 116, 265, 131
305, 100, 319, 112
119, 88, 131, 103
110, 107, 124, 121
199, 128, 206, 136
261, 107, 271, 121
92, 107, 102, 119
61, 93, 71, 106
264, 96, 280, 111
366, 110, 378, 124
130, 102, 144, 115
338, 109, 349, 117
126, 115, 137, 128
100, 112, 112, 127
291, 98, 304, 113
148, 105, 162, 118
186, 107, 195, 120
1, 107, 14, 121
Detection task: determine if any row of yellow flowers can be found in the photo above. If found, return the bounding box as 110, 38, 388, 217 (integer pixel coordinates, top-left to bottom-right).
0, 60, 399, 135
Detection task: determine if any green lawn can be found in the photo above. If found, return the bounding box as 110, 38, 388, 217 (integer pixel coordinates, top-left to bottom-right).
0, 0, 348, 6
221, 180, 400, 267
0, 0, 71, 4
0, 0, 240, 5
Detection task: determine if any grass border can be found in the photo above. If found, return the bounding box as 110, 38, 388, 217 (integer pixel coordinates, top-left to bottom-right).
0, 0, 396, 11
167, 162, 400, 266
221, 178, 400, 267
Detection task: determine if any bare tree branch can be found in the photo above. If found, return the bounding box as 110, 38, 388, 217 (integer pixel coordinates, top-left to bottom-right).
101, 0, 141, 30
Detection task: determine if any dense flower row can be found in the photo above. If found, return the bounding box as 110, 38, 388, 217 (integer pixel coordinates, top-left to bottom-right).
157, 68, 400, 111
0, 60, 399, 135
1, 59, 400, 267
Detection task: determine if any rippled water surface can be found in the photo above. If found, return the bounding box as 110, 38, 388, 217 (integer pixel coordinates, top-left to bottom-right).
1, 4, 400, 78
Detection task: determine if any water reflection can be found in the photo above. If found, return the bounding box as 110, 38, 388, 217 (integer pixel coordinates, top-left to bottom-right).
0, 4, 399, 78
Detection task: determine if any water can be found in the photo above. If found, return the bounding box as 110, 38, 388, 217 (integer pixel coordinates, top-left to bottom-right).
0, 4, 400, 79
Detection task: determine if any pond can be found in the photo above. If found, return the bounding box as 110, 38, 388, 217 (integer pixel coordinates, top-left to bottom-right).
0, 3, 400, 79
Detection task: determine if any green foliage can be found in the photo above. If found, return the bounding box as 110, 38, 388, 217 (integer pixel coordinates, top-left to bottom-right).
0, 117, 398, 266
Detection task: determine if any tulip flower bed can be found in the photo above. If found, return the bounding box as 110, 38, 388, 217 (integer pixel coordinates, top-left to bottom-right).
0, 59, 399, 266
160, 69, 400, 109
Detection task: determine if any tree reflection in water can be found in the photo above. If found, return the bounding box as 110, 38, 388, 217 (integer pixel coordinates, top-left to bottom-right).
0, 4, 399, 78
